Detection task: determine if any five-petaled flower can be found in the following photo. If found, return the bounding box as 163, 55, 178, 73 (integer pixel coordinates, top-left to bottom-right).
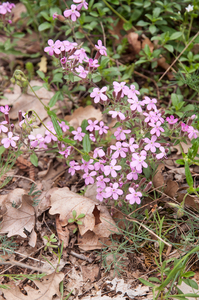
104, 159, 121, 178
44, 39, 61, 56
95, 40, 107, 56
1, 132, 19, 148
64, 4, 80, 21
105, 183, 123, 200
72, 127, 85, 141
126, 188, 142, 205
90, 87, 107, 103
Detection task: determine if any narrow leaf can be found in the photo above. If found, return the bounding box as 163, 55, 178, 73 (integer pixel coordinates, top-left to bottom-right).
30, 153, 38, 167
51, 115, 62, 137
83, 134, 91, 153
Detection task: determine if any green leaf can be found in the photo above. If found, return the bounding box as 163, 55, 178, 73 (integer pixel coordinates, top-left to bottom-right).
185, 160, 193, 187
170, 32, 182, 40
49, 91, 61, 108
72, 210, 77, 219
123, 22, 132, 31
164, 44, 174, 52
148, 277, 161, 283
36, 70, 45, 80
149, 24, 157, 34
51, 115, 62, 137
75, 32, 85, 39
38, 22, 51, 31
81, 119, 88, 133
77, 213, 85, 219
136, 20, 149, 26
68, 218, 74, 223
0, 146, 6, 155
62, 137, 75, 146
183, 278, 198, 290
82, 154, 90, 162
138, 278, 155, 287
30, 153, 38, 167
32, 85, 43, 92
182, 271, 195, 278
176, 159, 185, 165
76, 220, 83, 225
83, 134, 91, 153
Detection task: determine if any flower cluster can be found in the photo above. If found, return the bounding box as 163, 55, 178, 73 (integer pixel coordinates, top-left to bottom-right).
0, 1, 15, 23
63, 0, 88, 22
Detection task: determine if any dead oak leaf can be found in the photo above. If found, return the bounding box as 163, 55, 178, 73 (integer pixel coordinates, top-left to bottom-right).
47, 187, 119, 250
2, 272, 64, 300
0, 191, 35, 238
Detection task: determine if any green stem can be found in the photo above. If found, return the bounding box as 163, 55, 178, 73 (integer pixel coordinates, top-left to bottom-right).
187, 14, 194, 43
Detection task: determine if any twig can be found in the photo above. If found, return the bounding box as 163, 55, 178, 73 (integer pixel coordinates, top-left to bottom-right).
3, 174, 37, 185
100, 21, 106, 47
159, 30, 199, 81
70, 250, 93, 263
0, 260, 49, 273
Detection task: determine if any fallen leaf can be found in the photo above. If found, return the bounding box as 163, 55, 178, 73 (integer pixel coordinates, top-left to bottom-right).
38, 56, 47, 73
0, 190, 35, 239
2, 272, 64, 300
47, 187, 119, 250
12, 3, 27, 23
81, 265, 99, 282
27, 80, 54, 99
66, 266, 83, 293
55, 214, 70, 248
78, 230, 110, 251
177, 193, 199, 210
81, 291, 124, 299
152, 163, 165, 188
164, 180, 179, 198
64, 106, 102, 129
127, 32, 141, 54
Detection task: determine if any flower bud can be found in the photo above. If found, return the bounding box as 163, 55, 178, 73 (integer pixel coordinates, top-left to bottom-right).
57, 14, 65, 22
10, 124, 14, 132
4, 113, 10, 124
138, 177, 146, 188
143, 181, 152, 192
18, 110, 22, 122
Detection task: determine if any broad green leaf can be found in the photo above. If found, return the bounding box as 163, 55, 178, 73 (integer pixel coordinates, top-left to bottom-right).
51, 115, 62, 137
32, 86, 43, 92
149, 24, 157, 34
78, 213, 85, 219
30, 153, 38, 167
0, 146, 6, 155
63, 137, 75, 146
49, 91, 61, 108
170, 32, 182, 40
36, 70, 45, 80
182, 278, 198, 290
185, 160, 193, 187
123, 22, 132, 31
136, 20, 149, 26
81, 119, 88, 133
75, 32, 85, 39
182, 271, 195, 278
138, 278, 155, 287
38, 22, 51, 31
164, 44, 174, 52
176, 159, 185, 165
72, 210, 77, 219
82, 154, 90, 162
83, 134, 91, 153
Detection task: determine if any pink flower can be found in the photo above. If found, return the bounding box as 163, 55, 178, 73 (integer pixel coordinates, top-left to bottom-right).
68, 161, 80, 176
72, 127, 85, 141
114, 127, 131, 141
187, 126, 199, 139
166, 115, 178, 125
0, 2, 15, 14
74, 48, 88, 63
143, 96, 157, 111
128, 98, 144, 113
75, 65, 88, 78
80, 159, 94, 173
144, 135, 160, 153
86, 120, 99, 132
126, 188, 142, 205
181, 122, 189, 132
45, 122, 57, 143
149, 121, 164, 137
59, 146, 72, 158
1, 132, 19, 148
156, 146, 167, 159
131, 153, 148, 172
0, 105, 10, 114
64, 4, 80, 21
97, 121, 109, 135
88, 58, 99, 68
127, 168, 141, 180
105, 183, 123, 200
94, 159, 105, 172
28, 134, 47, 148
44, 39, 61, 56
128, 84, 140, 100
59, 121, 69, 132
93, 147, 105, 158
90, 87, 107, 103
96, 187, 106, 202
89, 133, 96, 142
83, 171, 97, 185
95, 40, 107, 56
110, 142, 128, 158
109, 110, 125, 120
104, 159, 121, 178
96, 175, 110, 189
123, 137, 138, 153
73, 0, 88, 10
53, 13, 58, 19
0, 121, 8, 133
113, 81, 129, 97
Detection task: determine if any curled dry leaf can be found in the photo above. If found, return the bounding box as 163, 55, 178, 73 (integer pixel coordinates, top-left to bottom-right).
64, 105, 102, 129
152, 163, 165, 188
0, 189, 35, 240
47, 187, 119, 250
2, 272, 64, 300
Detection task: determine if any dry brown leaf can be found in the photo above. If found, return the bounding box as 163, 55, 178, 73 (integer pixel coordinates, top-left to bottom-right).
152, 163, 165, 188
38, 56, 47, 73
55, 215, 70, 248
142, 37, 154, 52
66, 266, 83, 293
27, 80, 54, 99
0, 191, 35, 239
164, 180, 179, 198
81, 265, 99, 282
127, 32, 141, 54
172, 141, 199, 155
12, 3, 27, 23
2, 272, 64, 300
64, 106, 102, 129
47, 187, 118, 250
78, 230, 110, 251
177, 194, 199, 210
